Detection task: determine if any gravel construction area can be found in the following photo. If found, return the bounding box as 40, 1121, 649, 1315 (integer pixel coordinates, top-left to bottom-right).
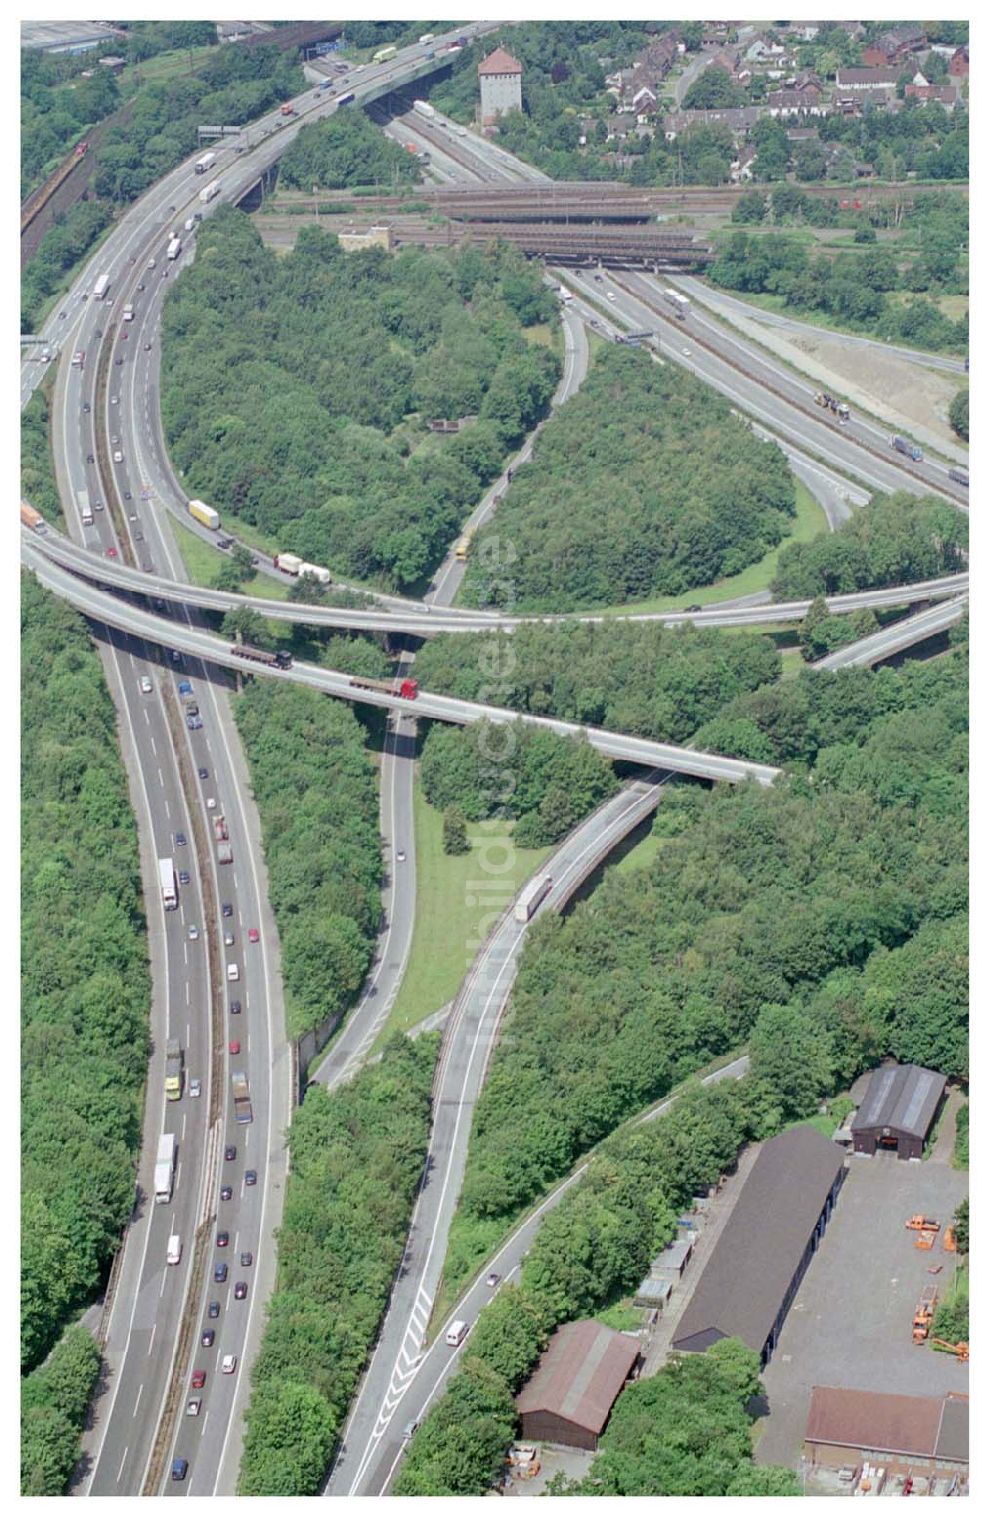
776, 326, 966, 458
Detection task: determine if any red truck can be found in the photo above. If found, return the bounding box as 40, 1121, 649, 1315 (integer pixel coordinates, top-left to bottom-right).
280, 102, 294, 116
349, 675, 418, 700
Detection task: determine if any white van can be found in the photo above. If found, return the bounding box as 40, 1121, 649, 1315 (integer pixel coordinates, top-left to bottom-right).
445, 1319, 469, 1348
167, 1235, 182, 1265
227, 963, 239, 982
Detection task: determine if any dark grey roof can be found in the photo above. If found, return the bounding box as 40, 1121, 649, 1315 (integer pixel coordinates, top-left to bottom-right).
935, 1393, 970, 1462
852, 1065, 946, 1141
672, 1126, 844, 1356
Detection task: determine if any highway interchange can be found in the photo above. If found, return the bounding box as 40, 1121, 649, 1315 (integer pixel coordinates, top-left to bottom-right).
20, 24, 968, 1498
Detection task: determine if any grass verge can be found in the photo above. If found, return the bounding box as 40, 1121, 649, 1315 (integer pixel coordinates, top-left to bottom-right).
381, 782, 550, 1044
166, 513, 294, 601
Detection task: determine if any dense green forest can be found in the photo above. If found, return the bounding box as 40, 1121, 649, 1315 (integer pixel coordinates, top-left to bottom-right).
240, 1034, 437, 1494
279, 105, 420, 190
161, 214, 560, 590
949, 388, 969, 442
21, 1327, 103, 1495
21, 578, 150, 1376
445, 649, 966, 1275
769, 493, 967, 601
413, 622, 781, 743
233, 681, 382, 1043
21, 387, 63, 527
458, 346, 796, 612
421, 722, 618, 847
398, 1082, 797, 1495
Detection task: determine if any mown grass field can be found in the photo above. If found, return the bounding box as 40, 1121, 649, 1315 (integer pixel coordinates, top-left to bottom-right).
380, 782, 550, 1044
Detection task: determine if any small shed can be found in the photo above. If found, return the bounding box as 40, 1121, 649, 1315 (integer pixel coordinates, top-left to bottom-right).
516, 1319, 639, 1451
851, 1065, 947, 1160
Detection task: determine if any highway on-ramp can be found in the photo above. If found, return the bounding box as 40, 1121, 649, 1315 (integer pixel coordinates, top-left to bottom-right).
328, 777, 664, 1495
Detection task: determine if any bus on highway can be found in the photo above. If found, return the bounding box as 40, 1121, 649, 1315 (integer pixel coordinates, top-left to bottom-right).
76, 489, 94, 527
373, 44, 397, 63
92, 272, 111, 301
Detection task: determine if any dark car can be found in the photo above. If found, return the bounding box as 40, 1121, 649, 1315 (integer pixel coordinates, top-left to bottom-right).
115, 356, 123, 365
201, 1329, 215, 1347
86, 452, 95, 464
124, 490, 132, 501
225, 1144, 237, 1162
485, 1272, 501, 1289
179, 870, 190, 886
234, 1281, 248, 1300
222, 902, 233, 918
208, 1300, 220, 1319
240, 1250, 253, 1268
175, 831, 187, 847
230, 999, 241, 1017
221, 1185, 233, 1202
198, 767, 209, 780
245, 1169, 257, 1187
683, 604, 702, 613
216, 1230, 230, 1249
213, 1263, 228, 1283
83, 401, 91, 413
171, 1458, 188, 1482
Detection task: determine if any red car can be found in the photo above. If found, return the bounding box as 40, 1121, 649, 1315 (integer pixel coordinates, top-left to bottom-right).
216, 1230, 229, 1248
106, 547, 118, 559
191, 1370, 206, 1390
248, 927, 260, 944
229, 1039, 241, 1056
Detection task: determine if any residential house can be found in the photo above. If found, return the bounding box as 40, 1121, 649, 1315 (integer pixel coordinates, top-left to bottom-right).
783, 22, 821, 42
863, 24, 927, 67
787, 126, 820, 142
835, 66, 902, 91
664, 105, 761, 140
904, 78, 959, 110
638, 31, 680, 76
790, 71, 823, 93
835, 87, 897, 116
949, 46, 969, 77
608, 112, 637, 139
767, 88, 829, 118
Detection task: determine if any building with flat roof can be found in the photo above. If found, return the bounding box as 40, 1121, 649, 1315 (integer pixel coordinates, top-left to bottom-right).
804, 1386, 968, 1485
516, 1319, 640, 1451
672, 1126, 845, 1365
851, 1065, 947, 1161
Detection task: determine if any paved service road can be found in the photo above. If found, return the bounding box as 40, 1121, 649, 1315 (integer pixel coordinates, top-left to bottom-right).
348, 1049, 751, 1496
329, 778, 664, 1495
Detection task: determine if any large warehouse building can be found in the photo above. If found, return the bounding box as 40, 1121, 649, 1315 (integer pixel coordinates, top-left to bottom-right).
850, 1064, 947, 1160
672, 1125, 846, 1365
516, 1319, 640, 1451
804, 1386, 969, 1488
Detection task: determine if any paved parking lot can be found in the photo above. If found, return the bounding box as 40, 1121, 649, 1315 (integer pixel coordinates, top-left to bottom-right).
756, 1149, 969, 1470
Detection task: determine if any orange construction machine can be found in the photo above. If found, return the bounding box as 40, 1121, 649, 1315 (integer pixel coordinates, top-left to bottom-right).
912, 1286, 939, 1343
905, 1215, 940, 1233
931, 1338, 969, 1362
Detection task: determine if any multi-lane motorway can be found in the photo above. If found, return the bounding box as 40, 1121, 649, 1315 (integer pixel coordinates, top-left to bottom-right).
22, 27, 496, 1497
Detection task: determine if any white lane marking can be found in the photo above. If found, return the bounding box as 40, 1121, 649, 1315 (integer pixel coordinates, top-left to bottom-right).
149, 1323, 157, 1350
116, 1448, 130, 1484
144, 708, 150, 725
157, 767, 164, 786
132, 1385, 143, 1419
